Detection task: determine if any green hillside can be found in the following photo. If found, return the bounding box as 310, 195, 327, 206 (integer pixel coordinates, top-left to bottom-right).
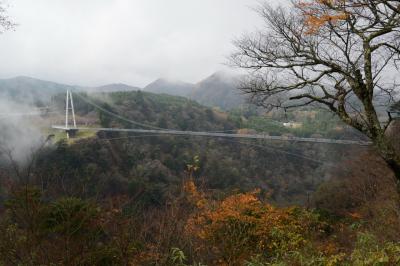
43, 90, 353, 205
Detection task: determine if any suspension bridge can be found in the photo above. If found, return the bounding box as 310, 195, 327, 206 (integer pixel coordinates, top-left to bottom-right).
50, 90, 372, 146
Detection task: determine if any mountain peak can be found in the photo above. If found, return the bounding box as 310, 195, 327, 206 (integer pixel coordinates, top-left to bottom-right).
144, 78, 195, 97
91, 83, 140, 92
150, 77, 192, 86
191, 71, 245, 110
206, 70, 238, 79
199, 71, 240, 86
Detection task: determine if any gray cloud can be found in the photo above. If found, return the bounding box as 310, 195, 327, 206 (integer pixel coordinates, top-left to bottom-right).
0, 0, 266, 87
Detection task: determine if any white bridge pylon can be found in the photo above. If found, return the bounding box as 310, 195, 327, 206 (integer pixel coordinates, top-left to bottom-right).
61, 90, 78, 139
52, 91, 372, 146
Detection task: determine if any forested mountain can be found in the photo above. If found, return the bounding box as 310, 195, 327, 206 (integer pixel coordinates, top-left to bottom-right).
143, 72, 248, 110
0, 76, 74, 105
143, 78, 195, 97
191, 71, 246, 110
0, 72, 247, 110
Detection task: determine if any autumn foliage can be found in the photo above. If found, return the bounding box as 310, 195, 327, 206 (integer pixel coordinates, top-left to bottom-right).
0, 155, 400, 265
185, 189, 308, 264
1, 176, 400, 265
296, 0, 348, 34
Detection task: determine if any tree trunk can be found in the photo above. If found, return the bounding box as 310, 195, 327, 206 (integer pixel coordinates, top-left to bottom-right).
374, 134, 400, 182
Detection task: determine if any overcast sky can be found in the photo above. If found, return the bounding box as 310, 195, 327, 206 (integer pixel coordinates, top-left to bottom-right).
0, 0, 268, 87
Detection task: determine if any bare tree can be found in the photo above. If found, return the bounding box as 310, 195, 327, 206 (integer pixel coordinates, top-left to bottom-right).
0, 2, 15, 33
231, 0, 400, 180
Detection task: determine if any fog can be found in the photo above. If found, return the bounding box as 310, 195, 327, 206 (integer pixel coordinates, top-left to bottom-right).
0, 99, 45, 164
0, 0, 268, 87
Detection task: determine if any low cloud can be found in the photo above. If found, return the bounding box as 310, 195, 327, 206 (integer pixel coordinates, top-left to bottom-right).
0, 98, 46, 164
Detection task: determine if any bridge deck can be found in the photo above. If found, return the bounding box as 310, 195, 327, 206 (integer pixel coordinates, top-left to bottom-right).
52, 126, 372, 146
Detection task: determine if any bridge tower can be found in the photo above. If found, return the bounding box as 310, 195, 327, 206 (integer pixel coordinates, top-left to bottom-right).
65, 90, 78, 139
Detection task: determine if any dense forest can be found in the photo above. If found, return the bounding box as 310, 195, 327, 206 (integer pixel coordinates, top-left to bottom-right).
1, 0, 400, 264
48, 91, 360, 204
1, 90, 399, 265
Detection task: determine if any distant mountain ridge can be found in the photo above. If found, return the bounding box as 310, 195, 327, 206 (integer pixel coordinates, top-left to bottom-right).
0, 76, 75, 105
0, 72, 248, 109
191, 71, 245, 110
143, 71, 248, 110
84, 83, 141, 93
144, 78, 195, 97
0, 76, 141, 105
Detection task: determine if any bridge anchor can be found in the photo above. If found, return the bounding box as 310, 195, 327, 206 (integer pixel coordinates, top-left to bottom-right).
66, 128, 79, 139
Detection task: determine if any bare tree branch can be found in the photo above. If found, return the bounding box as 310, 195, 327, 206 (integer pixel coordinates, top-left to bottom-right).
231, 0, 400, 179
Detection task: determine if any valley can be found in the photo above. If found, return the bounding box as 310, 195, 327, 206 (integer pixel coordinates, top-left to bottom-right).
0, 76, 399, 265
1, 0, 400, 262
1, 86, 372, 206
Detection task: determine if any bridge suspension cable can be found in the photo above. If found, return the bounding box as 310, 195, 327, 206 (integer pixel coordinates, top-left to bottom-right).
74, 92, 239, 133
74, 92, 166, 130
53, 91, 373, 146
